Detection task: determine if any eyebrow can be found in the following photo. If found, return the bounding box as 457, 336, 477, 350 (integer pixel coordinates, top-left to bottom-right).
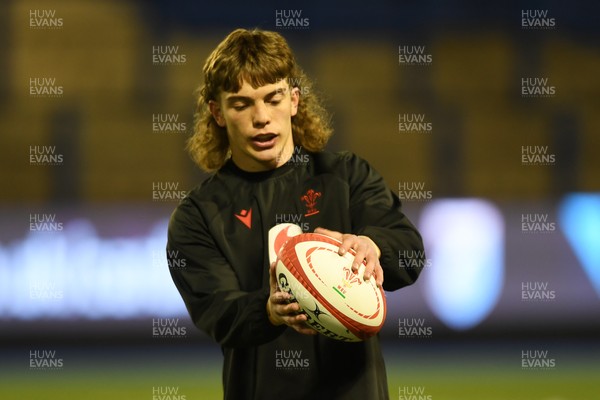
225, 88, 288, 105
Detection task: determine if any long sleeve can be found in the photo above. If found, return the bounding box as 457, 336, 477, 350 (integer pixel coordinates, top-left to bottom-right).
344, 153, 426, 291
167, 197, 286, 348
166, 151, 418, 399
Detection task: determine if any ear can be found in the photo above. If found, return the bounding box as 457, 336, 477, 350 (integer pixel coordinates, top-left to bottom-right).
208, 100, 226, 127
290, 87, 300, 117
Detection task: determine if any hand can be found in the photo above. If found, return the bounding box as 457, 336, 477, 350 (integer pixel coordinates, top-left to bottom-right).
314, 227, 384, 287
266, 262, 317, 335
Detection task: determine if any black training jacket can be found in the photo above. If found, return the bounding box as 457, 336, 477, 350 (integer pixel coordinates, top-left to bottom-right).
167, 149, 425, 400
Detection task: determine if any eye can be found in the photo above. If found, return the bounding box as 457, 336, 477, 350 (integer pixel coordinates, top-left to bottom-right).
268, 95, 284, 105
232, 103, 248, 111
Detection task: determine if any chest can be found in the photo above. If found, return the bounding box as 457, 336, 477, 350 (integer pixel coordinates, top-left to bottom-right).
215, 174, 352, 291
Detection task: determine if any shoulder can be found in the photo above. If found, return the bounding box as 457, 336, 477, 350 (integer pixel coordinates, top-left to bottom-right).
310, 150, 374, 180
310, 150, 367, 171
168, 173, 229, 236
183, 164, 245, 209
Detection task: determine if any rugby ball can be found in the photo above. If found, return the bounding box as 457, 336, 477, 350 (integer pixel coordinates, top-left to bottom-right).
274, 230, 386, 342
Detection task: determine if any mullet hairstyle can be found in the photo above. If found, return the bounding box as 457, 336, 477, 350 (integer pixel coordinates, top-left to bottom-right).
188, 28, 333, 172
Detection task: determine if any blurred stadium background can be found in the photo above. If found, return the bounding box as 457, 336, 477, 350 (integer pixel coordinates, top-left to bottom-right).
1, 0, 599, 399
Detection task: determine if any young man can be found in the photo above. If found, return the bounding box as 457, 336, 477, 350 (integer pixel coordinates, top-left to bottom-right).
167, 28, 425, 400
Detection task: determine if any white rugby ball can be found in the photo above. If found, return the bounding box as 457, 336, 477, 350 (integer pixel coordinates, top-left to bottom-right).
275, 232, 386, 342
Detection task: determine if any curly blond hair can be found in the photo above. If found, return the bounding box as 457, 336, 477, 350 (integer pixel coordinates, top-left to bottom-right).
188, 28, 333, 172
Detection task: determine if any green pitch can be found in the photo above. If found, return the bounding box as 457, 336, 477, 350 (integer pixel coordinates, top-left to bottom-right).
2, 341, 597, 399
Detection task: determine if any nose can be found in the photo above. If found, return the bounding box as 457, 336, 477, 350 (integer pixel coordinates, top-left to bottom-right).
252, 101, 270, 128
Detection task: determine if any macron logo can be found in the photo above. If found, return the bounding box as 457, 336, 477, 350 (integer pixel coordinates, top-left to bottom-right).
235, 208, 252, 229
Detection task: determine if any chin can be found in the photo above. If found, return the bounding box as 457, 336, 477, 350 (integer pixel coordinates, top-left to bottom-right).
252, 148, 283, 163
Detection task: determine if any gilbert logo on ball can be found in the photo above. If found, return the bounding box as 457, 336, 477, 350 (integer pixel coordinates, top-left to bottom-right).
269, 224, 387, 342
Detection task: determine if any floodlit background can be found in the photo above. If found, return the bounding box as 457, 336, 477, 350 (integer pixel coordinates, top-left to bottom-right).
1, 0, 599, 399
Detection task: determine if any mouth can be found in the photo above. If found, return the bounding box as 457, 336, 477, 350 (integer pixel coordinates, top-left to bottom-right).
250, 133, 278, 149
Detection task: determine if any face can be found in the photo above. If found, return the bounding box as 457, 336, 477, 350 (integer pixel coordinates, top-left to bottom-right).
209, 79, 300, 172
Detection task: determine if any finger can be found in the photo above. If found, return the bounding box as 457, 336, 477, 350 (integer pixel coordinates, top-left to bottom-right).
374, 262, 384, 287
282, 302, 302, 314
271, 300, 301, 316
270, 291, 292, 304
339, 233, 360, 256
286, 317, 318, 335
280, 312, 309, 326
315, 227, 352, 256
314, 227, 343, 241
292, 324, 318, 335
287, 312, 307, 322
363, 251, 376, 281
269, 261, 278, 293
351, 243, 368, 274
